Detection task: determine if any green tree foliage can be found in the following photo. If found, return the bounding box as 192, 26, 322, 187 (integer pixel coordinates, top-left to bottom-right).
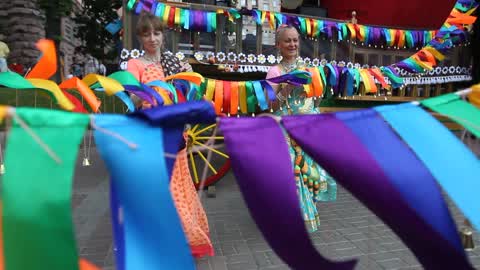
73, 0, 122, 62
37, 0, 73, 40
37, 0, 73, 19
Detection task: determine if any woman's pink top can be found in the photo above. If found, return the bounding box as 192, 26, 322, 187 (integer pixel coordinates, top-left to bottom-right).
266, 65, 282, 85
127, 58, 165, 83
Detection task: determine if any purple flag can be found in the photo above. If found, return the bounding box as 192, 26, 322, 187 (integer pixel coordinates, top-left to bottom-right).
220, 117, 356, 270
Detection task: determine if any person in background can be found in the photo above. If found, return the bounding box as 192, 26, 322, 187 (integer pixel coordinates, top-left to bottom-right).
127, 11, 214, 258
71, 56, 83, 78
0, 39, 10, 72
84, 54, 100, 75
266, 24, 337, 232
99, 62, 107, 76
59, 51, 66, 81
8, 62, 24, 75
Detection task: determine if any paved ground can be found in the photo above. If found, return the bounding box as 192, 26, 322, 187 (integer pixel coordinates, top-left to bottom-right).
72, 134, 480, 270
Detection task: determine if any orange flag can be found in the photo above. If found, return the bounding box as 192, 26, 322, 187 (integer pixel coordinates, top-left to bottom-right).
369, 68, 389, 90
447, 9, 478, 25
60, 77, 101, 112
26, 39, 57, 80
62, 90, 88, 113
164, 72, 204, 86
79, 259, 101, 270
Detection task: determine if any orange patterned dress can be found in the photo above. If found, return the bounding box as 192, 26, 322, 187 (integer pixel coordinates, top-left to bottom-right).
127, 58, 214, 258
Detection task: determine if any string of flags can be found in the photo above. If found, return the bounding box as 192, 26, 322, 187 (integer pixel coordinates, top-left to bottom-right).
0, 84, 478, 269
126, 0, 475, 50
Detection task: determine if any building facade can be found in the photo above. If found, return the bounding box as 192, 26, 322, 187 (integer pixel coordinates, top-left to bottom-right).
0, 0, 87, 77
60, 0, 86, 78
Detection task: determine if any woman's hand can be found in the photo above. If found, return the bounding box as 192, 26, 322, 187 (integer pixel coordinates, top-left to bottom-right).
141, 98, 158, 110
180, 62, 193, 72
141, 101, 153, 110
279, 83, 293, 98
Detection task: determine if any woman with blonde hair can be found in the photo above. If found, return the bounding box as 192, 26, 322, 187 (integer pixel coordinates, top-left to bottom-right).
0, 40, 10, 72
127, 12, 214, 258
266, 24, 337, 232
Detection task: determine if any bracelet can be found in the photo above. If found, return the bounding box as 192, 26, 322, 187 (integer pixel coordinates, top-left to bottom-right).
276, 91, 286, 102
276, 84, 287, 102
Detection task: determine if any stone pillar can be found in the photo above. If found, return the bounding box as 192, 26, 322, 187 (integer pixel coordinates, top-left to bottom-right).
0, 2, 9, 38
5, 0, 46, 71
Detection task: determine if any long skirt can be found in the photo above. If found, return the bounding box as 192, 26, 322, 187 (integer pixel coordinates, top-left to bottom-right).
170, 148, 214, 258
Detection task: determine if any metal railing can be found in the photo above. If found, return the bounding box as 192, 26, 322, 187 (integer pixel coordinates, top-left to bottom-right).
0, 88, 128, 114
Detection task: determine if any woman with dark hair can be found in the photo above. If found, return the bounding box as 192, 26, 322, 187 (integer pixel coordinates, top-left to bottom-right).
127, 12, 192, 108
266, 25, 337, 233
127, 12, 214, 258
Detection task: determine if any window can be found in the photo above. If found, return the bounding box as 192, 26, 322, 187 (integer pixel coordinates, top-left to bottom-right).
368, 54, 379, 66
382, 55, 392, 66
318, 39, 332, 60
242, 16, 257, 54
300, 38, 315, 59
355, 53, 365, 65
335, 42, 350, 62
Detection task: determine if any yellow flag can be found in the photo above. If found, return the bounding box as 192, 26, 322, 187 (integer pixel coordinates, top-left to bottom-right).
468, 84, 480, 108
83, 74, 124, 96
27, 79, 75, 111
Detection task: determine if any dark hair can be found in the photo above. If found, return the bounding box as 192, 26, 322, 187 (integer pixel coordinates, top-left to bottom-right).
136, 11, 164, 36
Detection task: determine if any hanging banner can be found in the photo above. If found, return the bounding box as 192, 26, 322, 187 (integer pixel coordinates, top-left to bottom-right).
2, 108, 89, 270
25, 39, 57, 80
468, 84, 480, 108
220, 117, 357, 270
281, 113, 473, 269
93, 114, 194, 270
421, 93, 480, 138
59, 77, 102, 113
109, 178, 125, 270
335, 109, 463, 252
131, 101, 216, 179
375, 103, 480, 232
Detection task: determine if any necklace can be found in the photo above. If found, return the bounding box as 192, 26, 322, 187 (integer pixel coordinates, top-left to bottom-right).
143, 53, 161, 64
280, 60, 297, 73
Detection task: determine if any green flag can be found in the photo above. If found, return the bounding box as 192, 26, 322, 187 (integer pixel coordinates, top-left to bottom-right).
421, 93, 480, 138
2, 108, 89, 270
0, 71, 35, 89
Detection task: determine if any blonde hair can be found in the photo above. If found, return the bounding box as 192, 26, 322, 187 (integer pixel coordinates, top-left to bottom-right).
275, 25, 300, 59
275, 24, 299, 46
